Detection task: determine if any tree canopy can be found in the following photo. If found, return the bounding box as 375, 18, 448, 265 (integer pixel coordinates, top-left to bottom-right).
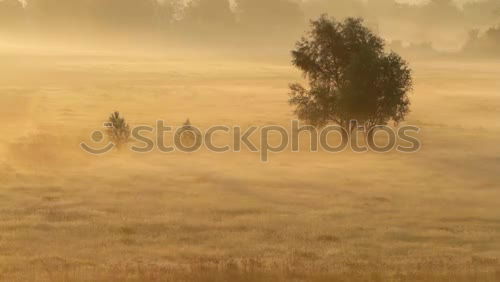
289, 16, 413, 130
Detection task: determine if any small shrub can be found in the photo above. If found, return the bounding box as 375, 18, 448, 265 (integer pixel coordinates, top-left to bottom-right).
176, 118, 200, 148
106, 112, 130, 148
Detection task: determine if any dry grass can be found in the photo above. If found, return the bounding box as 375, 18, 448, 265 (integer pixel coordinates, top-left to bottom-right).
0, 51, 500, 281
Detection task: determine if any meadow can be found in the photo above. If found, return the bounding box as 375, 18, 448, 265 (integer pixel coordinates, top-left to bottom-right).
0, 49, 500, 281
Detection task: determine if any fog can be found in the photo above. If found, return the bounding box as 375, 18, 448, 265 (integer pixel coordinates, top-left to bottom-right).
1, 0, 500, 281
1, 0, 499, 56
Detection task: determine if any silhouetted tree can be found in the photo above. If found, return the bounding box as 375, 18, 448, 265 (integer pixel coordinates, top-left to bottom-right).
289, 16, 412, 131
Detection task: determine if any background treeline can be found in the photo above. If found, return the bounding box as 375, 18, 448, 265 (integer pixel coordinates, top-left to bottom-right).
0, 0, 499, 56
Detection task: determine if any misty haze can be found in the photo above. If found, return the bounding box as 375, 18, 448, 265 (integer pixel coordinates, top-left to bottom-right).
1, 0, 500, 281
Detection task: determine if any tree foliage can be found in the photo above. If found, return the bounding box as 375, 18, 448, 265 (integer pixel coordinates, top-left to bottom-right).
289, 16, 412, 130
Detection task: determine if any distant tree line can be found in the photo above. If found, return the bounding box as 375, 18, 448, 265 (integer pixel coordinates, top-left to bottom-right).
0, 0, 499, 54
0, 0, 307, 45
462, 26, 500, 57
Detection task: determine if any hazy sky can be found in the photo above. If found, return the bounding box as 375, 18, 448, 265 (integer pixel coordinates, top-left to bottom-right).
397, 0, 479, 5
9, 0, 483, 8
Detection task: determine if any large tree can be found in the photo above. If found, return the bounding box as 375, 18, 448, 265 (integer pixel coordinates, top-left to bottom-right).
289, 16, 412, 131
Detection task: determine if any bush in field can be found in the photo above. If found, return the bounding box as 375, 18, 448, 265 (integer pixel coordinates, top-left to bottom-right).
289, 16, 413, 131
106, 112, 130, 148
178, 118, 195, 145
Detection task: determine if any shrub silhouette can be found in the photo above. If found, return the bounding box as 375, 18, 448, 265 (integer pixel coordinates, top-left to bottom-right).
176, 119, 201, 149
106, 112, 130, 148
289, 16, 413, 131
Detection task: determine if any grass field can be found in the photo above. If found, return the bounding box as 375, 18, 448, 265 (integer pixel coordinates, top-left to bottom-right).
1, 50, 500, 281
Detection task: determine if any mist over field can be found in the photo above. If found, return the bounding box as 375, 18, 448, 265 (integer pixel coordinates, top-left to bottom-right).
1, 0, 500, 56
1, 0, 500, 281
